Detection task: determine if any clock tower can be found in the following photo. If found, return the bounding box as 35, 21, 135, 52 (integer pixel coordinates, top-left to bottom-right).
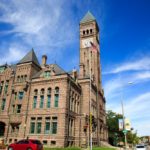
79, 11, 101, 90
78, 12, 107, 146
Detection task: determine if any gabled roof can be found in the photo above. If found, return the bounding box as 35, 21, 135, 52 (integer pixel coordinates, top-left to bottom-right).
52, 64, 66, 75
80, 11, 96, 23
18, 49, 40, 67
0, 63, 8, 68
10, 64, 16, 71
32, 64, 66, 79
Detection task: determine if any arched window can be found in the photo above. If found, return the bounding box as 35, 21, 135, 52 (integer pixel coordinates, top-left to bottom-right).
83, 30, 85, 35
47, 88, 51, 108
34, 89, 38, 96
47, 88, 51, 95
40, 89, 44, 108
70, 91, 74, 111
24, 75, 27, 81
54, 87, 59, 107
1, 99, 6, 110
74, 100, 76, 113
55, 87, 59, 94
33, 96, 37, 108
90, 29, 93, 34
17, 76, 20, 82
4, 80, 9, 94
77, 102, 79, 114
40, 88, 45, 95
20, 75, 23, 82
86, 29, 89, 34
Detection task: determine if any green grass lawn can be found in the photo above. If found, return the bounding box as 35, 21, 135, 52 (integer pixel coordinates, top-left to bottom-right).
44, 148, 81, 150
44, 147, 116, 150
93, 147, 116, 150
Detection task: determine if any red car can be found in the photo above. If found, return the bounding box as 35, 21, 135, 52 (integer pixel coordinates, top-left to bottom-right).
8, 139, 43, 150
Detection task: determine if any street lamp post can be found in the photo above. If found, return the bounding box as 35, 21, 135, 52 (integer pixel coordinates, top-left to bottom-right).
121, 101, 127, 149
121, 82, 134, 149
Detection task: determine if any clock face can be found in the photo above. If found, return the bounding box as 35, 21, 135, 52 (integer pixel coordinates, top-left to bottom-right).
82, 38, 93, 48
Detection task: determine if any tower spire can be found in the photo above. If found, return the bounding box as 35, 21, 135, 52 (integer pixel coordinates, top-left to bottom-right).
80, 11, 96, 23
79, 11, 101, 90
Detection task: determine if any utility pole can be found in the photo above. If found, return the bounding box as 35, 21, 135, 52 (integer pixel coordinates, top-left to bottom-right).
121, 101, 127, 149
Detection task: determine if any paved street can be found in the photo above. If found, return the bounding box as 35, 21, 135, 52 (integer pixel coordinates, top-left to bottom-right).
147, 145, 150, 150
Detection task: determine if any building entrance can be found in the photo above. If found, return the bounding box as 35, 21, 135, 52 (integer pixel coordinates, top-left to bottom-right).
0, 122, 5, 136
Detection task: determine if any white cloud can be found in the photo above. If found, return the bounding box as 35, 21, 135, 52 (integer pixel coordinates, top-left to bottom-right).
103, 55, 150, 136
112, 92, 150, 116
0, 42, 26, 65
0, 0, 79, 66
103, 71, 150, 98
109, 92, 150, 136
134, 71, 150, 80
103, 56, 150, 74
0, 0, 77, 49
133, 120, 150, 136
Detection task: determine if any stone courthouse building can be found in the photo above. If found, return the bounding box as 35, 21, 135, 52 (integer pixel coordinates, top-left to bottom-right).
0, 12, 108, 147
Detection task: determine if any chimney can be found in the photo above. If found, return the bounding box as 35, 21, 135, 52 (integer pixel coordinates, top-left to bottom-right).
42, 55, 47, 66
72, 68, 77, 81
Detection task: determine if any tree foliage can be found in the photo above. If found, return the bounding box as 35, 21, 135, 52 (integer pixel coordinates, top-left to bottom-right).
106, 110, 124, 145
106, 110, 139, 146
127, 131, 139, 145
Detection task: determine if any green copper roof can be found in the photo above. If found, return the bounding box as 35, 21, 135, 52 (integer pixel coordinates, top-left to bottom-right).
18, 49, 40, 67
80, 11, 96, 23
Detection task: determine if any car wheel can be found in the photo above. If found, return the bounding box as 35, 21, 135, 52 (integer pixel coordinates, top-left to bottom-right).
8, 147, 13, 150
27, 148, 32, 150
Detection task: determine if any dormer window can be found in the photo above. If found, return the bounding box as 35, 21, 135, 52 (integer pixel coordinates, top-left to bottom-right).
44, 71, 51, 78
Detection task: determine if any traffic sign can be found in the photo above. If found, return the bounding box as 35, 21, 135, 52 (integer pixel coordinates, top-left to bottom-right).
123, 130, 127, 134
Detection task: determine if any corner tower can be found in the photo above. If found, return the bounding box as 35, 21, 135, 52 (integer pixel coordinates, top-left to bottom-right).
79, 11, 101, 90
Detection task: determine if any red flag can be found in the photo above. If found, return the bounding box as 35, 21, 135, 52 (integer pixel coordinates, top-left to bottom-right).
90, 42, 97, 53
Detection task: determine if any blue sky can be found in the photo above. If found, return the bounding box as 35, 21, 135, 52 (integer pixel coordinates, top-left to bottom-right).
0, 0, 150, 136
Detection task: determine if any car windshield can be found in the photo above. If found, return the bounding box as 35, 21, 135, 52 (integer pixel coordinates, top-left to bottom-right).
31, 140, 41, 145
17, 140, 29, 144
136, 146, 145, 148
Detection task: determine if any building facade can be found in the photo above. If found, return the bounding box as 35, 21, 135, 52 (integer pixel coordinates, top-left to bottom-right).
0, 12, 108, 147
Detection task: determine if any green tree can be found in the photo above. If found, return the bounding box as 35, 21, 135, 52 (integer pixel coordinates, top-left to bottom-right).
106, 110, 124, 146
127, 131, 139, 145
106, 110, 139, 146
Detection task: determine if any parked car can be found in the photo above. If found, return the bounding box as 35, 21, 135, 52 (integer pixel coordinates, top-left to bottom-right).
135, 144, 147, 150
8, 139, 43, 150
